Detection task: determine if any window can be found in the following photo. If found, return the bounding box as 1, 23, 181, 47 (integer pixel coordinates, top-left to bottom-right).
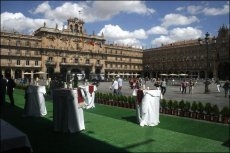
75, 58, 78, 63
26, 60, 29, 65
62, 58, 66, 63
86, 59, 89, 64
17, 48, 20, 53
26, 41, 30, 46
97, 60, 100, 64
16, 40, 20, 46
48, 57, 53, 62
17, 60, 20, 65
35, 60, 38, 66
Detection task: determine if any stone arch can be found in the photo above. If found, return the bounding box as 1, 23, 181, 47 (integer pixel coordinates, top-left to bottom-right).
15, 69, 22, 79
5, 69, 11, 78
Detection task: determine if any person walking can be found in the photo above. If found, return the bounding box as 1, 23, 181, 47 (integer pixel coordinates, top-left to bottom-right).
0, 74, 7, 106
222, 80, 230, 97
117, 75, 123, 95
6, 76, 16, 106
181, 79, 188, 94
188, 79, 194, 94
161, 78, 167, 95
110, 76, 119, 94
215, 79, 221, 92
154, 78, 161, 90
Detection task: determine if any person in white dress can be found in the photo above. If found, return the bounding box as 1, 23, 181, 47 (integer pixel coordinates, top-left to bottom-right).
110, 76, 119, 94
117, 75, 123, 95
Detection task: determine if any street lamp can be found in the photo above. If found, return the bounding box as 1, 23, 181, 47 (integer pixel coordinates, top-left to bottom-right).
198, 32, 216, 93
145, 65, 150, 78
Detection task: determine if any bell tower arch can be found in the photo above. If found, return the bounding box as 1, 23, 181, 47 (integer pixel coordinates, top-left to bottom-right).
67, 17, 85, 34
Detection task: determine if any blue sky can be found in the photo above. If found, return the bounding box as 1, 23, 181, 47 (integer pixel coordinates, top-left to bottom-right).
1, 1, 229, 49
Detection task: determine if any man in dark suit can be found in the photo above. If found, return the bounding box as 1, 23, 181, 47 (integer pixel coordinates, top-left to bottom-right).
7, 76, 16, 106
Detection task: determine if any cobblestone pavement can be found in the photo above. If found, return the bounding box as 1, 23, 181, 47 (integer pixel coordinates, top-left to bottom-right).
95, 80, 229, 110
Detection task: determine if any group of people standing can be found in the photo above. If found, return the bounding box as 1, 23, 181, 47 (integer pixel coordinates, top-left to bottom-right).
215, 79, 230, 97
0, 74, 16, 107
180, 79, 195, 94
110, 75, 123, 95
153, 78, 167, 95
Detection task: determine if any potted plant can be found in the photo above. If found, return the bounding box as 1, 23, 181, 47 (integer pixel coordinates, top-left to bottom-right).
172, 100, 178, 115
184, 101, 191, 117
178, 100, 185, 116
197, 102, 204, 120
130, 96, 136, 109
95, 92, 99, 103
204, 102, 212, 121
220, 106, 230, 124
123, 96, 129, 108
105, 93, 110, 105
211, 104, 220, 122
191, 101, 198, 119
160, 99, 167, 114
167, 100, 173, 114
126, 96, 132, 108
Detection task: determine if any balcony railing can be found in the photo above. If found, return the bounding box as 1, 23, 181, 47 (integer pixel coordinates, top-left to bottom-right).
45, 61, 56, 66
59, 62, 93, 67
95, 64, 103, 67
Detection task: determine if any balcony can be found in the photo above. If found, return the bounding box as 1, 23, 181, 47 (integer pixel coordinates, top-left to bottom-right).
59, 62, 93, 67
7, 52, 21, 56
95, 64, 103, 67
45, 61, 56, 66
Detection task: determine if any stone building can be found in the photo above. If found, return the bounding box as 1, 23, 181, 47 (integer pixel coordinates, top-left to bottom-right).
1, 18, 229, 81
0, 18, 143, 81
143, 25, 229, 80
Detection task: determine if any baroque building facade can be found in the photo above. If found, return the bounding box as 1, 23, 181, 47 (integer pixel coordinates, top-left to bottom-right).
0, 18, 229, 81
0, 18, 143, 80
143, 25, 229, 80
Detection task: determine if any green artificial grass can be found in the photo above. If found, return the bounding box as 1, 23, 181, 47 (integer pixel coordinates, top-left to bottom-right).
1, 89, 229, 152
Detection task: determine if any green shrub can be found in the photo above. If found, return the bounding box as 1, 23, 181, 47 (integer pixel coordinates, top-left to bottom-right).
197, 102, 204, 113
212, 104, 220, 116
130, 96, 135, 104
123, 95, 128, 102
179, 100, 185, 110
172, 100, 178, 110
221, 106, 230, 117
204, 103, 212, 115
168, 100, 173, 109
191, 101, 197, 112
184, 101, 191, 111
161, 99, 167, 109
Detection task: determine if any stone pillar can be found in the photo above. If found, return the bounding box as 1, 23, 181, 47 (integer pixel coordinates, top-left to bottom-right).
22, 70, 25, 79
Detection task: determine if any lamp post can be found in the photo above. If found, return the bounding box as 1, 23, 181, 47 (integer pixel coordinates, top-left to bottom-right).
198, 32, 216, 93
145, 65, 150, 78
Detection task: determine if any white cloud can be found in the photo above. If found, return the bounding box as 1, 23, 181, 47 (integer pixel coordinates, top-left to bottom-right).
203, 2, 229, 16
30, 1, 155, 23
151, 27, 202, 47
161, 13, 199, 27
32, 1, 51, 14
32, 1, 84, 22
98, 24, 147, 47
147, 26, 168, 35
1, 11, 64, 34
1, 1, 154, 35
176, 7, 185, 12
187, 5, 203, 15
151, 36, 173, 47
170, 27, 202, 40
184, 2, 230, 16
89, 1, 155, 22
